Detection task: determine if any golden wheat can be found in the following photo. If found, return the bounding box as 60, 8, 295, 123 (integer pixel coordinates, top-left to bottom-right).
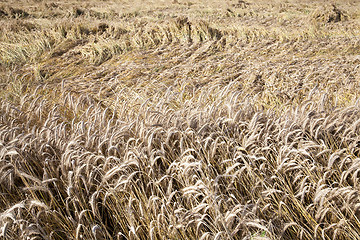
1, 0, 360, 239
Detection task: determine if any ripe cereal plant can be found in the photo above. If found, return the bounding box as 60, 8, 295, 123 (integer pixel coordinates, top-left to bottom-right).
1, 0, 360, 239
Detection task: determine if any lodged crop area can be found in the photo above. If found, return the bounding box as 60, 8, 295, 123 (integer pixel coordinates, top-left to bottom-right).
1, 0, 360, 239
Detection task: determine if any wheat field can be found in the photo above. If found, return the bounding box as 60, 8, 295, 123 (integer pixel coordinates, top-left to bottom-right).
1, 0, 360, 239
